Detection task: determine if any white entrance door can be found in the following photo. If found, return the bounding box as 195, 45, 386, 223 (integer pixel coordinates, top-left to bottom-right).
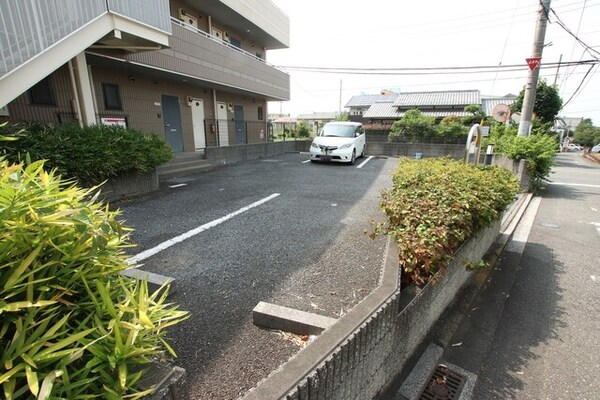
216, 101, 229, 146
191, 98, 206, 150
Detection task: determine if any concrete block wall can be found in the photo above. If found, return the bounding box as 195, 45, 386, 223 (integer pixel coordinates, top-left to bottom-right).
244, 220, 501, 400
205, 140, 310, 166
367, 142, 465, 159
492, 154, 531, 192
98, 169, 159, 201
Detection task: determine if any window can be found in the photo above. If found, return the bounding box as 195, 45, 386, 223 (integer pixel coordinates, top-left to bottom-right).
102, 83, 122, 110
257, 106, 264, 121
29, 77, 55, 105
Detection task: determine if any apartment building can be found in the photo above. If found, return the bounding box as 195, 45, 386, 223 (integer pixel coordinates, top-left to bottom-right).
0, 0, 290, 153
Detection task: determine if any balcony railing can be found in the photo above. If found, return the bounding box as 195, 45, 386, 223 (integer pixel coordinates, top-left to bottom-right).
0, 0, 170, 77
170, 17, 283, 73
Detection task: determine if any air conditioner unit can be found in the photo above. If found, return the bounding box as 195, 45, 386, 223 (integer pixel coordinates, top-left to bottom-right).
178, 8, 198, 28
223, 31, 230, 42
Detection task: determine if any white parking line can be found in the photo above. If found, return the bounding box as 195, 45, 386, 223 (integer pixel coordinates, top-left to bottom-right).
302, 159, 311, 164
169, 183, 187, 189
356, 156, 374, 169
128, 193, 281, 264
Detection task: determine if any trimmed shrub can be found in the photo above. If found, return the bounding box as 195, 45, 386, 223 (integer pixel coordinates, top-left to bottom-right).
0, 159, 187, 399
371, 158, 519, 285
0, 123, 173, 185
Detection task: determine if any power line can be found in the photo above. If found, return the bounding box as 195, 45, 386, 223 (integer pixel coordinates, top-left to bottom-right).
278, 60, 598, 75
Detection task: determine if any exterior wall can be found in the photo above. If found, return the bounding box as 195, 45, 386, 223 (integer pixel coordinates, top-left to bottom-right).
6, 64, 77, 124
7, 64, 269, 151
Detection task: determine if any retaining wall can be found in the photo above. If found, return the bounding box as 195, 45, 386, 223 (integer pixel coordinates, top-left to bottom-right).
242, 219, 501, 400
205, 140, 310, 166
366, 142, 465, 159
98, 169, 159, 202
492, 154, 531, 192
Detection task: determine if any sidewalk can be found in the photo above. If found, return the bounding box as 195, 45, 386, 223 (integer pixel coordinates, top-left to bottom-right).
390, 152, 600, 399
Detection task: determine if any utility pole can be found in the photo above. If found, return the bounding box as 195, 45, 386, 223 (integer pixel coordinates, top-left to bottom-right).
338, 79, 342, 115
518, 0, 551, 136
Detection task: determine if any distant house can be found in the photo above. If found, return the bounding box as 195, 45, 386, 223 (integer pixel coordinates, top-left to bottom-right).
345, 91, 398, 122
481, 94, 517, 117
362, 90, 481, 124
296, 112, 339, 132
270, 115, 297, 132
554, 117, 584, 138
346, 90, 516, 126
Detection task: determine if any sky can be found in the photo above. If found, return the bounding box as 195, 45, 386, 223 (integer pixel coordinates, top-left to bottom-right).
266, 0, 600, 126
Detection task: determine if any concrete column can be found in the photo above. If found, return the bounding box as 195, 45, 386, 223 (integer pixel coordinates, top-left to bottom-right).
72, 53, 96, 125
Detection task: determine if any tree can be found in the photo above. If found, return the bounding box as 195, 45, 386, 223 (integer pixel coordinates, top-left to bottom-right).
295, 121, 311, 138
573, 118, 600, 147
335, 112, 350, 121
462, 104, 486, 125
511, 79, 563, 124
389, 109, 436, 140
437, 115, 468, 137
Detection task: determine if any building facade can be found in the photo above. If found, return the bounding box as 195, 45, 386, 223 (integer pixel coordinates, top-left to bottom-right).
0, 0, 290, 153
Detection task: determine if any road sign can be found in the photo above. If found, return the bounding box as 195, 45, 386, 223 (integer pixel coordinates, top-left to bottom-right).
526, 57, 542, 71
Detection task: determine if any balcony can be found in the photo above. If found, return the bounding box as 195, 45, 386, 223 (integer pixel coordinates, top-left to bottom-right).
91, 18, 290, 101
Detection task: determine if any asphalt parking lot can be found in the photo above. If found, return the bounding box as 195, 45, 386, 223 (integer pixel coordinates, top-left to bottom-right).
117, 153, 399, 399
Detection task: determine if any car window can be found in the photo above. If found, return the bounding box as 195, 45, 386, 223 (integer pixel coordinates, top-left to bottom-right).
320, 124, 355, 138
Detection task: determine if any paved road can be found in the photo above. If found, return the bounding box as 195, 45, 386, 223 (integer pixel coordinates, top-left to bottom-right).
445, 152, 600, 399
118, 153, 398, 399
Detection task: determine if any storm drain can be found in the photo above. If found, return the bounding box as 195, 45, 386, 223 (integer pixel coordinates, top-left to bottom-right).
418, 364, 466, 400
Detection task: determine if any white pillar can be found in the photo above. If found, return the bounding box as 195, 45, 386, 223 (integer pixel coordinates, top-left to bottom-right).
72, 53, 96, 125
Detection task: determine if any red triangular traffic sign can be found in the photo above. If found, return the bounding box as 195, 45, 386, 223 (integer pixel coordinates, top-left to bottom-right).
526, 57, 542, 71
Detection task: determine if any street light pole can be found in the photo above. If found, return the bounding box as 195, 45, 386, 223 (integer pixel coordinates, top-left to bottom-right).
518, 0, 551, 136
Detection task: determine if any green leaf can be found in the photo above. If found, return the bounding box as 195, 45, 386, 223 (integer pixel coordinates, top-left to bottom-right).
38, 370, 62, 400
25, 365, 39, 397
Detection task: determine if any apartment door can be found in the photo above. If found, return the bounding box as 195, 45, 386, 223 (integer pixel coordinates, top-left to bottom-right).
216, 101, 229, 146
234, 105, 245, 144
191, 98, 206, 150
161, 95, 183, 152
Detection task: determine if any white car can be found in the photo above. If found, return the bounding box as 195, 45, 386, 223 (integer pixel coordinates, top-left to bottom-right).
566, 143, 583, 151
309, 122, 366, 164
591, 144, 600, 153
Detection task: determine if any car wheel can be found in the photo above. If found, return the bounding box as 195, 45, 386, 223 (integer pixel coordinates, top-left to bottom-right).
349, 150, 356, 165
310, 159, 318, 163
360, 145, 365, 158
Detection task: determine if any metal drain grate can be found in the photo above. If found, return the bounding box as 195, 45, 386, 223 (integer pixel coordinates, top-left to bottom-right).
418, 364, 466, 400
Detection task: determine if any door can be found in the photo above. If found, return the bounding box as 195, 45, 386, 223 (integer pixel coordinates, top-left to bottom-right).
161, 95, 184, 153
234, 105, 245, 144
191, 98, 206, 150
216, 101, 229, 147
